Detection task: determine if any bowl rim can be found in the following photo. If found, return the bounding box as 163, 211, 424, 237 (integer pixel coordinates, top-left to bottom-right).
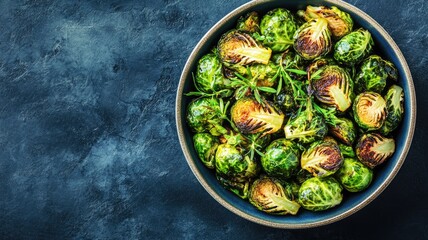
176, 0, 416, 229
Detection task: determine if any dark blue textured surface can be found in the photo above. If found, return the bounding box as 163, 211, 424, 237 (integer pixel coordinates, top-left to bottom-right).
0, 0, 427, 239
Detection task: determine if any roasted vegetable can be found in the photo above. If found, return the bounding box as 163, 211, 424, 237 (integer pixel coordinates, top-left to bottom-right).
284, 98, 328, 144
261, 139, 301, 178
249, 176, 300, 215
216, 174, 251, 199
301, 140, 344, 177
231, 97, 285, 135
218, 30, 272, 68
298, 177, 343, 211
298, 5, 353, 38
293, 18, 332, 60
353, 92, 387, 131
355, 133, 395, 168
339, 143, 356, 158
355, 55, 398, 93
334, 28, 374, 65
193, 133, 219, 169
186, 97, 226, 136
249, 61, 279, 87
215, 143, 260, 179
312, 65, 353, 112
336, 158, 373, 192
194, 53, 231, 94
381, 85, 404, 135
237, 11, 260, 33
259, 8, 298, 52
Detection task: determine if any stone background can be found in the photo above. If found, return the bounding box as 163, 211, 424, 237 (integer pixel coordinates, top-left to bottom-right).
0, 0, 427, 239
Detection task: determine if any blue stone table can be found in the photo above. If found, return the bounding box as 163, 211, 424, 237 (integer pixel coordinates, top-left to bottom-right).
0, 0, 426, 239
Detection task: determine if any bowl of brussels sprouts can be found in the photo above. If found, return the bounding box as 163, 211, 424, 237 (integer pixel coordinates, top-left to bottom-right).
176, 0, 416, 228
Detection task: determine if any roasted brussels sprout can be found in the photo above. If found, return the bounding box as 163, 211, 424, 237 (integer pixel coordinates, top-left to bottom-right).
259, 8, 298, 52
336, 158, 373, 192
301, 140, 344, 177
284, 99, 328, 144
298, 5, 353, 38
329, 117, 356, 146
216, 174, 251, 199
193, 133, 219, 169
355, 55, 398, 93
218, 30, 272, 68
274, 91, 295, 112
249, 176, 300, 215
231, 97, 285, 135
353, 92, 387, 131
356, 133, 395, 168
195, 53, 231, 94
334, 29, 374, 65
381, 85, 404, 135
186, 97, 225, 136
237, 11, 260, 33
312, 65, 353, 112
293, 18, 332, 60
261, 139, 301, 178
215, 143, 260, 179
298, 177, 343, 211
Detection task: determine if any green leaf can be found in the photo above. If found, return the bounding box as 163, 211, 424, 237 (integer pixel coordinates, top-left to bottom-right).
258, 87, 277, 93
286, 68, 307, 75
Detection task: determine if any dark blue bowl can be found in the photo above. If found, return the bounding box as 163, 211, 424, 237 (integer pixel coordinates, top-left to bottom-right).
176, 0, 416, 228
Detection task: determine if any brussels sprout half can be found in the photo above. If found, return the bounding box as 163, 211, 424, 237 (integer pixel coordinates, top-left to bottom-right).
261, 139, 301, 179
381, 85, 404, 135
329, 117, 357, 146
193, 133, 219, 169
336, 158, 373, 192
312, 65, 353, 112
293, 18, 332, 60
356, 133, 395, 169
301, 140, 344, 177
249, 176, 300, 215
218, 30, 272, 67
298, 177, 343, 211
236, 11, 260, 33
259, 8, 298, 52
215, 143, 260, 179
353, 92, 387, 131
334, 28, 374, 65
186, 97, 225, 136
298, 5, 353, 38
231, 97, 285, 135
355, 55, 398, 93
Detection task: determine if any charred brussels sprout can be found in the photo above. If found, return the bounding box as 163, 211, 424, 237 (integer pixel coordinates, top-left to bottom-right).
249, 176, 300, 215
231, 97, 285, 135
193, 133, 219, 169
186, 97, 225, 136
259, 8, 298, 52
218, 30, 272, 68
336, 158, 373, 192
312, 65, 353, 112
298, 177, 343, 211
237, 11, 260, 33
329, 117, 357, 146
355, 55, 398, 93
356, 133, 395, 168
298, 5, 353, 38
381, 85, 404, 135
301, 140, 344, 177
334, 29, 374, 65
284, 99, 328, 144
216, 174, 251, 199
195, 53, 231, 93
215, 144, 260, 179
293, 18, 332, 60
353, 92, 387, 131
261, 139, 301, 178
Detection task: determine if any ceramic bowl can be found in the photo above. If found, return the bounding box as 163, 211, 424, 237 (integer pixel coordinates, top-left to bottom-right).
176, 0, 416, 228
